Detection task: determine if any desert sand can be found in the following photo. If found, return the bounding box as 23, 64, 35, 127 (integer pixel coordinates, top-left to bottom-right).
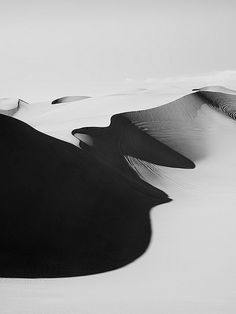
0, 86, 236, 313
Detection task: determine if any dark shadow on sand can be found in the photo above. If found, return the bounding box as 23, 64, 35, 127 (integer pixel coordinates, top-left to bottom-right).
0, 112, 194, 278
52, 96, 91, 104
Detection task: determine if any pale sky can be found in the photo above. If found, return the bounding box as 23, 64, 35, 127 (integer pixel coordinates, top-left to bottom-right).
0, 0, 236, 100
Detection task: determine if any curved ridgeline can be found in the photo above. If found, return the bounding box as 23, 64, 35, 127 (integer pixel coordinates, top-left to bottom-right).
0, 98, 27, 117
51, 96, 91, 104
194, 86, 236, 120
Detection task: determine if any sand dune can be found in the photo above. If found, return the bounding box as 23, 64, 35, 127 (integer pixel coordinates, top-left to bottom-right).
1, 86, 236, 279
71, 89, 236, 192
0, 113, 173, 278
1, 86, 236, 313
0, 89, 198, 277
193, 85, 236, 94
118, 89, 236, 196
0, 98, 27, 116
51, 95, 91, 104
13, 90, 184, 145
194, 87, 236, 120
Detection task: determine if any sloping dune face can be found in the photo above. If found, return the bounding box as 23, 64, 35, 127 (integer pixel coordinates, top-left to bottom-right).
72, 87, 236, 197
194, 86, 236, 120
0, 98, 27, 116
51, 95, 91, 104
0, 86, 235, 278
73, 89, 234, 184
120, 93, 207, 162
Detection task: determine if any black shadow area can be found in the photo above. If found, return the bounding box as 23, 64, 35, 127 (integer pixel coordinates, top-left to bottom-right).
0, 114, 193, 278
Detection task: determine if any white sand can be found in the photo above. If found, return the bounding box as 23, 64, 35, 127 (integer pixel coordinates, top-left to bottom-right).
1, 87, 236, 314
14, 90, 185, 145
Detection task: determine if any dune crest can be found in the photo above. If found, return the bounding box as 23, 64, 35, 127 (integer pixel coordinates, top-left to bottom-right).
0, 98, 27, 116
72, 86, 236, 195
193, 85, 236, 94
192, 87, 236, 120
51, 96, 91, 104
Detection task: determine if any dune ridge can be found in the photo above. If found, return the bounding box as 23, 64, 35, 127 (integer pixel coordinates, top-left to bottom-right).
194, 86, 236, 120
0, 98, 27, 117
51, 96, 91, 104
72, 87, 236, 187
0, 86, 236, 278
